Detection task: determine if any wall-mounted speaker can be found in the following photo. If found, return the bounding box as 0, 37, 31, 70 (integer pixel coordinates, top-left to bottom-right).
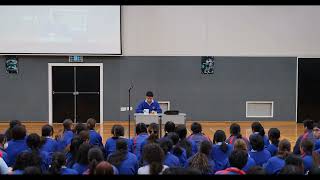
5, 56, 18, 74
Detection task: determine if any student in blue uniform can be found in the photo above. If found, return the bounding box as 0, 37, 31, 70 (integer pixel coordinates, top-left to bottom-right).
215, 150, 247, 175
293, 119, 316, 155
11, 152, 31, 175
264, 139, 291, 174
312, 121, 320, 151
4, 120, 21, 141
6, 125, 28, 167
105, 125, 132, 157
86, 118, 103, 147
233, 139, 256, 172
48, 152, 78, 175
167, 132, 187, 166
187, 122, 211, 152
211, 130, 233, 172
83, 148, 105, 175
226, 123, 250, 150
65, 136, 84, 168
0, 134, 9, 164
135, 91, 162, 114
300, 139, 318, 174
131, 123, 149, 162
175, 125, 197, 158
72, 143, 90, 174
108, 139, 139, 175
185, 141, 215, 175
159, 138, 180, 168
250, 122, 270, 148
40, 125, 58, 160
267, 128, 280, 157
57, 119, 74, 152
162, 121, 175, 139
249, 134, 271, 166
283, 154, 305, 175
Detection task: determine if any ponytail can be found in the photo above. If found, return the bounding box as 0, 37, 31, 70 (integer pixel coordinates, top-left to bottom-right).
50, 159, 62, 175
178, 138, 192, 158
189, 152, 210, 174
220, 142, 228, 153
88, 159, 99, 175
149, 161, 163, 175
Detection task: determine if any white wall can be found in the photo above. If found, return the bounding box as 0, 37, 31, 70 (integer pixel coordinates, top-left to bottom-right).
122, 6, 320, 56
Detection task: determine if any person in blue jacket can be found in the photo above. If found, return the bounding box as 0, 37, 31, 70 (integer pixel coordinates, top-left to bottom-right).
4, 120, 22, 141
187, 122, 211, 153
72, 143, 90, 174
267, 128, 280, 157
0, 134, 9, 164
83, 147, 106, 175
226, 123, 250, 150
215, 150, 247, 175
65, 136, 84, 168
108, 138, 139, 175
167, 132, 187, 167
175, 125, 197, 158
86, 118, 103, 147
57, 119, 74, 152
135, 91, 162, 114
233, 139, 256, 172
312, 121, 320, 151
249, 134, 271, 166
6, 125, 28, 167
48, 152, 78, 175
211, 130, 233, 172
40, 125, 58, 160
131, 123, 149, 162
300, 139, 317, 174
11, 152, 31, 175
250, 122, 270, 149
264, 139, 291, 174
159, 138, 180, 168
293, 119, 316, 155
283, 154, 305, 175
160, 121, 175, 141
105, 125, 132, 157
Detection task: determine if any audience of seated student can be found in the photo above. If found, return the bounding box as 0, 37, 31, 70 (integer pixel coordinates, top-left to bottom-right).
175, 125, 197, 158
105, 125, 132, 157
83, 147, 106, 175
293, 119, 316, 155
187, 122, 211, 152
108, 138, 138, 175
250, 122, 270, 148
266, 128, 280, 157
94, 161, 114, 175
185, 141, 215, 175
249, 134, 271, 166
131, 123, 149, 162
211, 130, 233, 172
65, 136, 83, 168
162, 167, 201, 175
245, 166, 266, 175
166, 132, 187, 166
48, 152, 78, 175
23, 166, 41, 175
215, 150, 247, 175
313, 121, 320, 151
4, 120, 22, 141
138, 143, 168, 175
57, 119, 74, 152
264, 139, 291, 174
139, 123, 160, 164
226, 123, 250, 150
283, 154, 305, 175
7, 125, 28, 167
300, 139, 319, 174
86, 118, 103, 147
40, 125, 58, 161
159, 138, 180, 168
72, 143, 90, 174
0, 134, 9, 164
233, 139, 256, 172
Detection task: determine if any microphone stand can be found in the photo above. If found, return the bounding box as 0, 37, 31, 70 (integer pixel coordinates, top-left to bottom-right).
128, 83, 133, 139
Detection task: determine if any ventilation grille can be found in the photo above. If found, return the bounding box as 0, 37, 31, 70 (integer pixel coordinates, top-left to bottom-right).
246, 101, 273, 118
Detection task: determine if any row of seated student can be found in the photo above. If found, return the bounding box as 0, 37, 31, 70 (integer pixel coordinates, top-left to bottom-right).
0, 118, 320, 175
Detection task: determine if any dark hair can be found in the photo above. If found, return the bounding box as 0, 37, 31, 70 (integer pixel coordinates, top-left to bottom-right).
277, 139, 291, 159
79, 130, 90, 142
268, 128, 280, 146
74, 123, 88, 135
191, 122, 202, 134
63, 119, 73, 131
213, 130, 228, 153
303, 119, 314, 130
189, 141, 212, 174
285, 154, 304, 173
94, 161, 114, 175
163, 167, 202, 175
42, 124, 54, 137
13, 152, 31, 171
108, 138, 128, 167
246, 166, 266, 175
87, 118, 96, 130
12, 125, 26, 140
314, 121, 320, 129
249, 134, 264, 151
136, 123, 147, 135
0, 134, 7, 145
111, 125, 124, 137
159, 138, 173, 154
230, 123, 242, 139
164, 121, 175, 135
279, 165, 304, 175
301, 139, 320, 168
69, 136, 84, 166
5, 120, 22, 140
229, 150, 248, 169
251, 122, 265, 137
87, 148, 104, 175
175, 125, 192, 158
27, 133, 41, 150
49, 152, 66, 175
24, 166, 41, 175
146, 91, 154, 97
147, 123, 159, 144
76, 143, 90, 165
142, 143, 165, 175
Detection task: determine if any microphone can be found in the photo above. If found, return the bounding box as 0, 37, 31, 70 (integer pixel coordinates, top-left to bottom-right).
129, 81, 134, 91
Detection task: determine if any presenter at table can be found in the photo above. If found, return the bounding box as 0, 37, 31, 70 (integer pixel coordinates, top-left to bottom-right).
135, 91, 162, 114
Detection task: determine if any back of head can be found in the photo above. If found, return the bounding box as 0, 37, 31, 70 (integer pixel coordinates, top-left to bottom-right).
108, 139, 128, 167
0, 134, 7, 145
246, 166, 266, 175
229, 150, 248, 169
167, 132, 179, 145
233, 139, 248, 152
251, 122, 265, 136
12, 125, 27, 140
86, 118, 96, 130
279, 165, 304, 175
111, 125, 124, 137
24, 166, 41, 175
147, 123, 159, 143
79, 130, 90, 142
199, 140, 212, 155
268, 128, 280, 145
13, 152, 31, 170
303, 119, 314, 130
300, 139, 314, 154
159, 138, 173, 154
164, 121, 175, 134
63, 119, 73, 131
189, 141, 212, 174
191, 122, 202, 134
135, 123, 147, 135
213, 130, 228, 153
163, 167, 202, 175
175, 125, 187, 139
94, 161, 114, 175
74, 123, 88, 135
42, 124, 54, 137
230, 123, 241, 138
26, 133, 41, 150
76, 143, 91, 164
50, 152, 66, 175
88, 147, 104, 174
285, 154, 304, 173
142, 143, 165, 175
249, 134, 264, 151
278, 139, 291, 158
70, 136, 84, 155
9, 120, 22, 129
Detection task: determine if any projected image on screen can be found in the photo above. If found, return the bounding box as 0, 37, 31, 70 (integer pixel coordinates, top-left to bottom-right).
0, 6, 121, 55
